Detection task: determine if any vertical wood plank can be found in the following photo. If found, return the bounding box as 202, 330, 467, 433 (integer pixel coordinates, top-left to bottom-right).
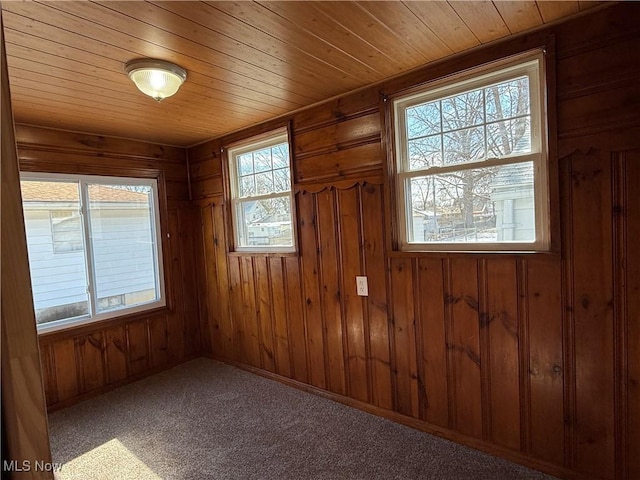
285, 256, 308, 383
39, 344, 58, 406
417, 258, 449, 428
625, 153, 640, 479
193, 206, 211, 355
571, 150, 614, 478
241, 257, 261, 368
337, 187, 368, 402
149, 315, 169, 368
255, 257, 276, 373
105, 326, 128, 384
228, 255, 245, 362
78, 333, 106, 393
270, 257, 292, 378
486, 258, 521, 450
361, 184, 393, 410
201, 203, 223, 355
53, 339, 79, 402
178, 207, 200, 357
127, 320, 149, 376
298, 191, 327, 389
166, 208, 185, 363
212, 199, 234, 359
390, 257, 419, 418
1, 17, 53, 468
527, 257, 565, 465
561, 152, 577, 469
448, 258, 482, 438
317, 188, 346, 395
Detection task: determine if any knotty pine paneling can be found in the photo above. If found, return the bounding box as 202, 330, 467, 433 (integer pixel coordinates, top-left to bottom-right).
189, 5, 638, 480
16, 125, 202, 411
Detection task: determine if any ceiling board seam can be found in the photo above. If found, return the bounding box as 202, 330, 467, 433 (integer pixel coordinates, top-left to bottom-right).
255, 1, 387, 78
355, 2, 431, 64
21, 1, 315, 104
310, 3, 415, 75
88, 0, 323, 99
2, 16, 309, 107
154, 0, 363, 86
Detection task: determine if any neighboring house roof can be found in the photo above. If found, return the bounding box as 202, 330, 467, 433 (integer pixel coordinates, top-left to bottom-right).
21, 181, 148, 203
491, 163, 533, 189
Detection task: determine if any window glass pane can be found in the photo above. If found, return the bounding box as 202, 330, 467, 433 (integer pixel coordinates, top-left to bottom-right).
273, 168, 291, 192
443, 126, 485, 165
238, 153, 253, 176
272, 143, 289, 169
406, 102, 441, 138
255, 172, 274, 195
408, 135, 442, 170
240, 175, 255, 197
87, 184, 159, 314
21, 180, 90, 325
487, 117, 531, 157
407, 162, 535, 244
237, 196, 293, 247
254, 149, 272, 173
485, 77, 530, 121
51, 210, 83, 253
442, 89, 484, 132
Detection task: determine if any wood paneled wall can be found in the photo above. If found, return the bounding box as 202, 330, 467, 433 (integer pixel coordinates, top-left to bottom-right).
16, 125, 202, 410
1, 13, 53, 477
189, 4, 639, 480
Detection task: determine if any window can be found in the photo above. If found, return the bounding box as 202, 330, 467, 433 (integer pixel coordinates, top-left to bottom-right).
20, 174, 165, 332
51, 210, 83, 253
393, 51, 549, 251
227, 128, 296, 253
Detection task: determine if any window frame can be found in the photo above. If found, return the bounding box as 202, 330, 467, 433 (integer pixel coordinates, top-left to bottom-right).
20, 172, 166, 334
225, 126, 297, 254
390, 50, 550, 252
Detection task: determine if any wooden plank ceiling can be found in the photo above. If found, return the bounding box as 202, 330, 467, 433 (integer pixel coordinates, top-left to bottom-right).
1, 1, 602, 147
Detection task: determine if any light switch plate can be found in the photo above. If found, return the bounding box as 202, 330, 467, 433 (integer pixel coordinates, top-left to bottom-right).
356, 276, 369, 296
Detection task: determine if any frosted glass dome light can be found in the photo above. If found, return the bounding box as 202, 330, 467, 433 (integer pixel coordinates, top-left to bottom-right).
125, 59, 187, 102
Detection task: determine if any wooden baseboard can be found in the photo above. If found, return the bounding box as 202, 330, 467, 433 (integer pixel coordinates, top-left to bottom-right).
208, 354, 596, 480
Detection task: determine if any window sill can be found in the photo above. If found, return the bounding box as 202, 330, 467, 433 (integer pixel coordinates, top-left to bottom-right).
37, 305, 169, 343
387, 249, 560, 259
227, 251, 299, 258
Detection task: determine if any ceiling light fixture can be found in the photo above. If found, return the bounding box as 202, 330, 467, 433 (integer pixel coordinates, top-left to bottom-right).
125, 59, 187, 102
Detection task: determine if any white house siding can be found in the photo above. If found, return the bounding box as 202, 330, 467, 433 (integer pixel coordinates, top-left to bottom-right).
23, 205, 157, 322
89, 208, 156, 306
23, 210, 89, 312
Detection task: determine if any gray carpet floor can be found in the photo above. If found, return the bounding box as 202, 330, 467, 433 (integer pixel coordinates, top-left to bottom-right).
49, 358, 558, 480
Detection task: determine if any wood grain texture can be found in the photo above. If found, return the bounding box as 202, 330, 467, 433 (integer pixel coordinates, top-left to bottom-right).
625, 153, 640, 480
1, 3, 632, 480
188, 8, 640, 480
189, 10, 639, 477
526, 258, 564, 465
416, 258, 448, 428
569, 149, 615, 478
16, 125, 201, 411
485, 259, 521, 450
0, 1, 595, 146
1, 13, 53, 475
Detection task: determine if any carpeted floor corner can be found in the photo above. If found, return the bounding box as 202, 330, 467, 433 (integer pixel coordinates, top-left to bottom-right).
49, 358, 558, 480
